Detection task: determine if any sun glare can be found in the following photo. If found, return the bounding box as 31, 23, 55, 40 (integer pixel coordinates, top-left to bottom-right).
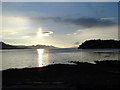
37, 28, 43, 37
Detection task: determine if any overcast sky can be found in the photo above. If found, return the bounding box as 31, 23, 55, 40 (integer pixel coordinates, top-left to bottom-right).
2, 2, 119, 48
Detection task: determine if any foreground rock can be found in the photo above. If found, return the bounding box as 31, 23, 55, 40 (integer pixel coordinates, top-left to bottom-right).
2, 60, 120, 90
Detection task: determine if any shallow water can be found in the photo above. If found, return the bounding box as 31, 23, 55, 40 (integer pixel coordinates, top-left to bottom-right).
1, 48, 120, 70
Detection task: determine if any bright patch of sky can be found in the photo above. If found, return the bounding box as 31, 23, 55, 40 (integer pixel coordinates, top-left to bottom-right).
2, 2, 118, 48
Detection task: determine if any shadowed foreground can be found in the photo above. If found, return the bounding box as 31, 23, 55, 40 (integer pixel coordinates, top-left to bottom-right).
2, 60, 120, 90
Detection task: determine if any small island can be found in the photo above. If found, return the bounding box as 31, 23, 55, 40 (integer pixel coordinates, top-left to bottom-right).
78, 39, 120, 49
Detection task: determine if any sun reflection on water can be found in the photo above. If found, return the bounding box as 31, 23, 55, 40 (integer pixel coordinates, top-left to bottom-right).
37, 49, 44, 67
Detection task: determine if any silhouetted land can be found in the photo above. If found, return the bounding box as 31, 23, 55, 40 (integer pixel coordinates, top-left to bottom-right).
0, 41, 57, 49
1, 39, 120, 50
0, 42, 22, 49
78, 39, 120, 49
2, 60, 120, 90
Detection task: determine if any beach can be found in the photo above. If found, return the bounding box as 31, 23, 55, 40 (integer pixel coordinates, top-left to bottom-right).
2, 60, 120, 90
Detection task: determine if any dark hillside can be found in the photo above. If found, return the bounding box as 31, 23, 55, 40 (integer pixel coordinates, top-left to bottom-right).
0, 42, 20, 49
78, 40, 120, 49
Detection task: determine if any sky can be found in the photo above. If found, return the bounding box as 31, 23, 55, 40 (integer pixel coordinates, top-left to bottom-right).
1, 0, 120, 2
1, 2, 119, 48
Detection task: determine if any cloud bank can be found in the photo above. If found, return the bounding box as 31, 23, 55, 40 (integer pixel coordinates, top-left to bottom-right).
62, 17, 115, 27
31, 16, 116, 28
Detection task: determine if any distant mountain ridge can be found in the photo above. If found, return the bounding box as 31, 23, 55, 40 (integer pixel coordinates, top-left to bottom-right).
0, 41, 57, 49
78, 39, 120, 49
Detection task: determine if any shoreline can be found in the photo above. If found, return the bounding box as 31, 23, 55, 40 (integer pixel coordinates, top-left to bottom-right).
2, 60, 120, 90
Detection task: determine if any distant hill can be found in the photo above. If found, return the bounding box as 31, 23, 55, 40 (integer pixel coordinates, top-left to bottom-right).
27, 45, 57, 49
0, 41, 57, 49
78, 39, 120, 49
0, 42, 21, 49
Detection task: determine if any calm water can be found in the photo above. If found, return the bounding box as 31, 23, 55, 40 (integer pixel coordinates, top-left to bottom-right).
1, 48, 120, 70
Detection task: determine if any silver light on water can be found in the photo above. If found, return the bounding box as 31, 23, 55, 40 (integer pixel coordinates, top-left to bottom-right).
37, 49, 44, 67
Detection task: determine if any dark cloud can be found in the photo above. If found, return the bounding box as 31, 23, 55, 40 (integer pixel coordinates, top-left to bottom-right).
42, 31, 53, 35
30, 16, 62, 22
31, 16, 116, 28
62, 17, 116, 27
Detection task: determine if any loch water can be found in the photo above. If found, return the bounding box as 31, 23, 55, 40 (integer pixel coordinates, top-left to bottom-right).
1, 48, 120, 70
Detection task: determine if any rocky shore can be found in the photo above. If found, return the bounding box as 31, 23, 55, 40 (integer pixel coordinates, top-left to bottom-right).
2, 60, 120, 90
